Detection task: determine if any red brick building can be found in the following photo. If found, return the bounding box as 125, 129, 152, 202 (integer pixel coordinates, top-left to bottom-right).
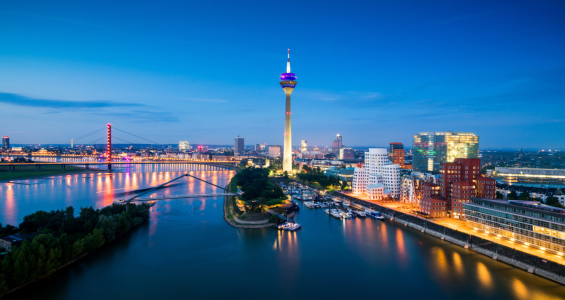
389, 142, 405, 168
438, 158, 482, 219
420, 195, 447, 218
422, 182, 440, 199
476, 175, 496, 199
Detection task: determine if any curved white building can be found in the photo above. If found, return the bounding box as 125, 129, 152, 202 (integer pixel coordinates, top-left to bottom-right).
352, 148, 400, 200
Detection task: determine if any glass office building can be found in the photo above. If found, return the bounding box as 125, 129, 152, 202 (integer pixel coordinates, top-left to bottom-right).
465, 198, 565, 254
412, 132, 479, 173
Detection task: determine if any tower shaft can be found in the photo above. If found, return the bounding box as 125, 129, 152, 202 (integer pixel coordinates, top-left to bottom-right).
283, 88, 293, 172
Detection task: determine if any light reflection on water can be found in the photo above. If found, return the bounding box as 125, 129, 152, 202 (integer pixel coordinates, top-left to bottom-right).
2, 164, 565, 299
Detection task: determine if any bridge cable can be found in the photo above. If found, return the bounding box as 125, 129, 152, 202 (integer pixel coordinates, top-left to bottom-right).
73, 128, 105, 141
184, 173, 227, 191
112, 136, 138, 145
113, 127, 160, 145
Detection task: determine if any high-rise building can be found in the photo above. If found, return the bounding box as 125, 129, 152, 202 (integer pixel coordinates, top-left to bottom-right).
255, 144, 261, 152
279, 49, 297, 172
389, 142, 405, 168
71, 139, 74, 148
179, 141, 190, 152
332, 134, 343, 154
301, 140, 307, 153
413, 132, 479, 173
234, 136, 244, 155
339, 148, 354, 160
438, 158, 496, 218
2, 136, 9, 150
352, 148, 400, 199
268, 145, 282, 158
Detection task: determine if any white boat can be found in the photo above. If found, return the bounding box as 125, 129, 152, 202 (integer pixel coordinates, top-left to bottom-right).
304, 201, 318, 209
343, 202, 350, 207
319, 202, 328, 208
284, 222, 301, 231
356, 211, 366, 218
327, 209, 342, 219
341, 212, 353, 219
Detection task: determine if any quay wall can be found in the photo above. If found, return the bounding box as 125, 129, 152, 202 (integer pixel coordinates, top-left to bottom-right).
336, 192, 565, 285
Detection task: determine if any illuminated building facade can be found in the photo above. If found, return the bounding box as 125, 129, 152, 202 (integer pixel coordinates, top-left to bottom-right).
339, 148, 354, 160
268, 145, 281, 158
413, 132, 479, 173
439, 158, 496, 218
352, 148, 400, 199
492, 167, 565, 186
332, 134, 343, 154
279, 49, 297, 172
301, 140, 307, 152
465, 198, 565, 254
179, 141, 190, 152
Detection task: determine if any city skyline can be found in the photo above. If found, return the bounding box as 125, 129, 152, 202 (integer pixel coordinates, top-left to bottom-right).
1, 1, 565, 148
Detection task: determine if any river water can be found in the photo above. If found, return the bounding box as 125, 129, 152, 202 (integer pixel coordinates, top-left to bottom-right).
1, 164, 565, 300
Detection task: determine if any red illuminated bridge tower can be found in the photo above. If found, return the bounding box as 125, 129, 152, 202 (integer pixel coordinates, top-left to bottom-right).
107, 123, 112, 170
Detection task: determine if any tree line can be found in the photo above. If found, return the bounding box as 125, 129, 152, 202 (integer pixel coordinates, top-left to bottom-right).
0, 203, 150, 296
297, 166, 346, 189
231, 167, 287, 210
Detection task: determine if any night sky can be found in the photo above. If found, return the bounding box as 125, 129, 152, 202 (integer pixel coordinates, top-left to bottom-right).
0, 1, 564, 149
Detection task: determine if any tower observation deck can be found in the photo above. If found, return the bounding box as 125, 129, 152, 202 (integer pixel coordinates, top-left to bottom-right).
280, 49, 297, 173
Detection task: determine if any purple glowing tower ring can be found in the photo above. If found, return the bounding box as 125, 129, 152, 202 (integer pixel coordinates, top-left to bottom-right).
280, 73, 297, 88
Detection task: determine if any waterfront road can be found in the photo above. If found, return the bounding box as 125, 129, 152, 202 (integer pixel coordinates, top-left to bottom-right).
378, 202, 565, 266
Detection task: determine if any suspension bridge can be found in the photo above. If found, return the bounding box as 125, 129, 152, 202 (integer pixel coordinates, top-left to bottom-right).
0, 123, 238, 171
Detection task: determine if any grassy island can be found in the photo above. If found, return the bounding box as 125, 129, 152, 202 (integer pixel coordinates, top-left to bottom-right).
0, 203, 151, 297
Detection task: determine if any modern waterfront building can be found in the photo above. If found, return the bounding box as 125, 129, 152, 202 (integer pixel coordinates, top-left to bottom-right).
332, 134, 343, 154
301, 140, 307, 152
465, 198, 565, 254
389, 142, 405, 168
2, 136, 9, 149
179, 141, 190, 152
352, 148, 400, 199
268, 145, 282, 158
439, 158, 496, 218
400, 171, 438, 205
279, 49, 297, 173
413, 132, 479, 173
323, 167, 355, 183
234, 136, 244, 156
491, 167, 565, 187
339, 148, 354, 160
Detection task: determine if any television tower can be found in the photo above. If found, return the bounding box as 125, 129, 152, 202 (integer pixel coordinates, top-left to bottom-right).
280, 49, 297, 173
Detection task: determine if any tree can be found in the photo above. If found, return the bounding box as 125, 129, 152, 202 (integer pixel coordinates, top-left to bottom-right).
283, 171, 288, 179
481, 165, 495, 175
518, 191, 531, 200
71, 239, 85, 259
341, 181, 349, 191
546, 196, 564, 208
508, 190, 518, 200
496, 191, 504, 199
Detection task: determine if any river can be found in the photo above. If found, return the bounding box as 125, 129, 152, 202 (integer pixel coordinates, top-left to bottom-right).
1, 164, 565, 300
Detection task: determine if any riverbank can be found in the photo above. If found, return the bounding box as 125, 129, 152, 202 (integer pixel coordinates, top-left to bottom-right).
337, 192, 565, 286
223, 193, 274, 229
0, 203, 152, 298
0, 165, 91, 181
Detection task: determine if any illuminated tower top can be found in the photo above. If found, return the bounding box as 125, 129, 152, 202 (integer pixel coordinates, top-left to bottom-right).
280, 49, 297, 89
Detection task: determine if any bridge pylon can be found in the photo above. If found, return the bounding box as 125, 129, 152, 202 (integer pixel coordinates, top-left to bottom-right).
107, 123, 112, 170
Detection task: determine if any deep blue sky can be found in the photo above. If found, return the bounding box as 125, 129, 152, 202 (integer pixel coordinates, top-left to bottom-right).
0, 1, 564, 149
